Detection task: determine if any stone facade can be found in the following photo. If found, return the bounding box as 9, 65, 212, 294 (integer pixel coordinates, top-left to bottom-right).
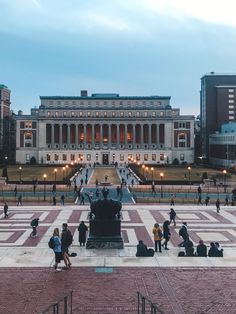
15, 91, 195, 165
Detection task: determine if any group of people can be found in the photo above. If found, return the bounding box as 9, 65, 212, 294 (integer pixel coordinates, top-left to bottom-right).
178, 240, 224, 257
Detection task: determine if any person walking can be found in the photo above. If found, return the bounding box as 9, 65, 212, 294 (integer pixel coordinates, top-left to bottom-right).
152, 223, 163, 253
51, 228, 63, 271
61, 194, 65, 206
78, 221, 88, 246
169, 208, 176, 226
80, 194, 85, 205
53, 196, 56, 206
162, 220, 171, 250
224, 195, 229, 206
216, 198, 220, 213
14, 185, 18, 196
30, 218, 39, 238
178, 222, 189, 247
205, 196, 210, 206
61, 223, 72, 269
17, 195, 22, 206
170, 194, 175, 206
3, 202, 8, 218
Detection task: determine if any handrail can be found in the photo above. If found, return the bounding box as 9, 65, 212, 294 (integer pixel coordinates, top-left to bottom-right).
137, 291, 164, 314
39, 290, 73, 314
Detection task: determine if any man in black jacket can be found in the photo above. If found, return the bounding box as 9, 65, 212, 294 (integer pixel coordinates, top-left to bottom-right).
61, 223, 72, 268
178, 222, 189, 247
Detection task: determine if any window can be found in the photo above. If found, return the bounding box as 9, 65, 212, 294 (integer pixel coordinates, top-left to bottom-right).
152, 154, 156, 161
229, 89, 234, 92
26, 154, 30, 162
104, 112, 107, 117
55, 154, 59, 161
32, 122, 36, 129
87, 112, 91, 117
180, 154, 184, 161
128, 112, 132, 117
71, 111, 75, 117
25, 121, 32, 128
20, 122, 25, 128
87, 154, 91, 161
96, 153, 99, 161
144, 154, 148, 161
136, 154, 140, 161
112, 101, 116, 106
79, 111, 83, 117
160, 154, 164, 161
25, 132, 32, 140
112, 111, 116, 117
229, 94, 234, 98
25, 143, 32, 147
152, 112, 156, 117
160, 111, 164, 117
63, 111, 67, 117
120, 112, 124, 117
96, 112, 99, 117
136, 112, 140, 117
57, 101, 61, 106
120, 154, 124, 161
144, 112, 148, 117
47, 154, 51, 161
63, 154, 67, 161
71, 154, 75, 161
229, 100, 234, 103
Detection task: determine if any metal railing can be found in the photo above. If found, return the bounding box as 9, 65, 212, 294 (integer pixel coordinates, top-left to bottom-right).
39, 290, 73, 314
137, 292, 164, 314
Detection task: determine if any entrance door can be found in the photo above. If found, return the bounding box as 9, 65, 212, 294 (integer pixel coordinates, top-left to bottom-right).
102, 154, 109, 165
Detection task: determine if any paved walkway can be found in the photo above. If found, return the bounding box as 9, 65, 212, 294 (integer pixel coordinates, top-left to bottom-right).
1, 203, 236, 313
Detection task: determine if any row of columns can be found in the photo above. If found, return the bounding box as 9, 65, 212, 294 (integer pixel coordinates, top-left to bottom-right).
46, 123, 165, 148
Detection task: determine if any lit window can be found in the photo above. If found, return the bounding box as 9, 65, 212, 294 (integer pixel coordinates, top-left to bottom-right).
128, 112, 132, 117
63, 154, 67, 161
63, 112, 67, 117
47, 154, 51, 161
96, 112, 99, 117
136, 112, 140, 117
87, 154, 91, 161
87, 112, 91, 117
47, 112, 51, 117
120, 112, 124, 117
152, 112, 156, 117
144, 154, 148, 161
79, 112, 83, 117
55, 154, 59, 161
112, 112, 116, 117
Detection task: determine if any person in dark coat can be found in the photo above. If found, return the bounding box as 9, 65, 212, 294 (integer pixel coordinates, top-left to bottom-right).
169, 208, 176, 226
162, 220, 171, 250
178, 222, 189, 247
78, 221, 88, 246
3, 202, 8, 218
196, 240, 207, 257
136, 240, 154, 257
216, 198, 220, 213
185, 240, 195, 256
208, 242, 219, 257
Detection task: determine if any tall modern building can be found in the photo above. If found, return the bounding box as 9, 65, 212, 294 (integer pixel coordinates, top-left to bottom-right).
200, 73, 236, 160
15, 91, 195, 165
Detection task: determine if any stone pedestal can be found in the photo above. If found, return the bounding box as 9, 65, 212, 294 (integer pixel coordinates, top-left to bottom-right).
86, 219, 124, 249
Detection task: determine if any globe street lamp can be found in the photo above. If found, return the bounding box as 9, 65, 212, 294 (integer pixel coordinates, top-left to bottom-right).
187, 166, 191, 185
43, 173, 47, 201
160, 172, 164, 198
223, 169, 227, 193
54, 168, 57, 185
19, 166, 22, 183
151, 167, 154, 182
62, 167, 65, 180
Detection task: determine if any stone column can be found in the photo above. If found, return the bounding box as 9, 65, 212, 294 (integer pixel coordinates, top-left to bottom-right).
84, 124, 87, 146
100, 124, 103, 147
59, 124, 63, 147
75, 124, 78, 147
141, 124, 144, 148
125, 124, 127, 148
117, 124, 120, 147
132, 124, 136, 146
92, 124, 95, 148
108, 124, 111, 148
67, 124, 70, 146
148, 124, 151, 147
51, 124, 54, 147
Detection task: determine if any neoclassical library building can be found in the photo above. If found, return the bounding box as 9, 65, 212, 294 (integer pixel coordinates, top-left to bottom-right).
15, 91, 195, 165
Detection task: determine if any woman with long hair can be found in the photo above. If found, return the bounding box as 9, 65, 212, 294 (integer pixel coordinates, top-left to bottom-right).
162, 220, 171, 250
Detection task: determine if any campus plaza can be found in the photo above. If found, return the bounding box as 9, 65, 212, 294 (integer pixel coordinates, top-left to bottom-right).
0, 166, 236, 313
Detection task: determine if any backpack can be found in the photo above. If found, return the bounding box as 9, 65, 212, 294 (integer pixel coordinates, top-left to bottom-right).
48, 236, 55, 249
66, 230, 73, 246
158, 229, 163, 238
31, 219, 38, 227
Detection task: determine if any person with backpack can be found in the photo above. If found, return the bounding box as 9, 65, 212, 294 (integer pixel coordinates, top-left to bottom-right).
61, 223, 72, 269
178, 222, 189, 247
30, 218, 39, 238
49, 228, 63, 271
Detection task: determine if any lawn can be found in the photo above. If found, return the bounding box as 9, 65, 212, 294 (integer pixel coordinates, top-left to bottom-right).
0, 165, 76, 182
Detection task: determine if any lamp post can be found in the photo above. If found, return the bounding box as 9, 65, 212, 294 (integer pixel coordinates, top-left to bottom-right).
187, 166, 191, 185
151, 167, 154, 182
62, 167, 65, 181
145, 166, 148, 181
160, 172, 164, 198
54, 168, 57, 185
223, 169, 227, 193
19, 166, 22, 183
43, 174, 47, 201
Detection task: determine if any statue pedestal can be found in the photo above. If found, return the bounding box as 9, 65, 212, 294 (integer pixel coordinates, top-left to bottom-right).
86, 219, 124, 249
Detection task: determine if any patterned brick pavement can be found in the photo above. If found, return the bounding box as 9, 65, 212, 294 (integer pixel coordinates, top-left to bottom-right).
1, 267, 236, 314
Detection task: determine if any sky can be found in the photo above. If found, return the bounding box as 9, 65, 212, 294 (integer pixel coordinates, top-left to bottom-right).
1, 0, 236, 116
